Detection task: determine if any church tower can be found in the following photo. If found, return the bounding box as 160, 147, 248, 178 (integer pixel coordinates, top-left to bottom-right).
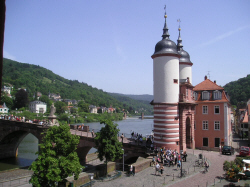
151, 11, 181, 151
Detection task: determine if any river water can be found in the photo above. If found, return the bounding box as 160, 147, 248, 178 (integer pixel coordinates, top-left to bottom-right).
0, 117, 153, 171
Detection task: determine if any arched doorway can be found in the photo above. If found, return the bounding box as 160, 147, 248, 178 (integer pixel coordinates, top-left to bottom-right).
186, 117, 191, 148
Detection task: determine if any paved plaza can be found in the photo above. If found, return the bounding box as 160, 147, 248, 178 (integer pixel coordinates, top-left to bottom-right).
1, 133, 250, 187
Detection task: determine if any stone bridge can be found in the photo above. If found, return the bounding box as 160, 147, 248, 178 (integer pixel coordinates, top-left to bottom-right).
0, 119, 148, 164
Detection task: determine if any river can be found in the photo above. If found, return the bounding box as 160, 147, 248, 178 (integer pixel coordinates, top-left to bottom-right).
0, 117, 153, 171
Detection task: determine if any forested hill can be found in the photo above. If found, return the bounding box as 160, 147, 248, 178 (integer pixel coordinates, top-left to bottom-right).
224, 74, 250, 106
2, 58, 153, 114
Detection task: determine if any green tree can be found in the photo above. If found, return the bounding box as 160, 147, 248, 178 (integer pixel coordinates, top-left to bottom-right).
54, 101, 67, 114
78, 101, 89, 113
14, 89, 29, 109
39, 95, 53, 111
29, 124, 82, 187
94, 119, 123, 176
1, 94, 14, 109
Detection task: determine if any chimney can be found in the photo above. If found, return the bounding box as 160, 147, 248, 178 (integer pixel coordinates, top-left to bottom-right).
214, 80, 216, 84
204, 76, 207, 80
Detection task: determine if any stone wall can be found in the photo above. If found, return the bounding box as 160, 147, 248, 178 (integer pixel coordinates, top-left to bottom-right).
133, 157, 152, 173
65, 162, 116, 187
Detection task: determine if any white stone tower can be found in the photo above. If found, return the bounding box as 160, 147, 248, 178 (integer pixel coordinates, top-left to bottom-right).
151, 11, 181, 151
177, 24, 193, 84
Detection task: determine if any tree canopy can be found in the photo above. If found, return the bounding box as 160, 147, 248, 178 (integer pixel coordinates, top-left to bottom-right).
94, 119, 123, 175
29, 124, 82, 187
224, 74, 250, 105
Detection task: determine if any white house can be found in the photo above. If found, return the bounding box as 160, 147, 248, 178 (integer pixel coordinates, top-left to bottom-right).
89, 105, 97, 114
2, 86, 12, 95
29, 101, 47, 114
0, 103, 9, 113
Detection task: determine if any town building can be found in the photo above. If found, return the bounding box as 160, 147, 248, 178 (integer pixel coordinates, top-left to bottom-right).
151, 10, 232, 152
0, 103, 9, 113
193, 76, 232, 150
2, 86, 12, 95
236, 99, 250, 140
89, 105, 97, 114
29, 101, 47, 114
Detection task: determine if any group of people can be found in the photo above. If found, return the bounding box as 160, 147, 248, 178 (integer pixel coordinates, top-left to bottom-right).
152, 147, 185, 169
131, 131, 144, 145
78, 124, 84, 130
1, 114, 50, 124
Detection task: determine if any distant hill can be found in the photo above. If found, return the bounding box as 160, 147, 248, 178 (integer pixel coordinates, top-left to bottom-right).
223, 74, 250, 106
108, 93, 153, 102
2, 58, 153, 114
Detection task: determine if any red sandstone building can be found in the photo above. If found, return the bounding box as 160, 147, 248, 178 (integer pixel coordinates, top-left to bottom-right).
193, 76, 232, 150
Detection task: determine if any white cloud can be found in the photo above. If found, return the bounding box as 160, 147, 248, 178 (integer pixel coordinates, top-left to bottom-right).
3, 50, 16, 60
199, 25, 250, 48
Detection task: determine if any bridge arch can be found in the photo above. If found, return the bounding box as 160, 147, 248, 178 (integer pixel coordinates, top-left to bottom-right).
0, 119, 46, 159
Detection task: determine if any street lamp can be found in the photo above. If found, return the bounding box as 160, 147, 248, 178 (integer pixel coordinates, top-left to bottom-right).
122, 148, 124, 172
88, 173, 94, 187
180, 150, 183, 178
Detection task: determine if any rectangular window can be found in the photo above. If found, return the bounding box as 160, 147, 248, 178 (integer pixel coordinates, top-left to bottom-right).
203, 121, 208, 130
203, 138, 208, 147
213, 90, 222, 100
193, 92, 198, 100
214, 121, 220, 130
215, 138, 220, 147
214, 106, 220, 114
186, 89, 188, 97
173, 79, 178, 84
202, 91, 209, 100
202, 106, 208, 114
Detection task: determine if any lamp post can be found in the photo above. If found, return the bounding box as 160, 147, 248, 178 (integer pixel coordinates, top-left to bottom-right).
122, 148, 124, 172
88, 173, 94, 187
180, 151, 183, 177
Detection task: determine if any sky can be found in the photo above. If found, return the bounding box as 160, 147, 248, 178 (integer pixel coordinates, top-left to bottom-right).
3, 1, 250, 95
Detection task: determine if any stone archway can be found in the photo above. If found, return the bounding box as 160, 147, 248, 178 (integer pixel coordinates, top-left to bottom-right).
0, 130, 40, 159
186, 117, 191, 148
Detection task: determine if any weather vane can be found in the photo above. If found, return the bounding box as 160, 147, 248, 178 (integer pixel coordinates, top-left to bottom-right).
177, 19, 181, 29
207, 71, 211, 79
164, 5, 166, 15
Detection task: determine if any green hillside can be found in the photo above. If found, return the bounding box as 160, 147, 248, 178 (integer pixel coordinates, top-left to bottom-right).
2, 58, 153, 115
224, 74, 250, 106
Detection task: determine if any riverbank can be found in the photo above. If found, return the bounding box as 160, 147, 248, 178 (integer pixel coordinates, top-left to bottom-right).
0, 168, 33, 182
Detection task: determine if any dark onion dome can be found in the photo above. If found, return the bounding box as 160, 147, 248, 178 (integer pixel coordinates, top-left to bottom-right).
177, 27, 192, 64
152, 14, 180, 58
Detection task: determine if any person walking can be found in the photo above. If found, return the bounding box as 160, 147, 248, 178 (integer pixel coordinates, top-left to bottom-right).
155, 162, 160, 176
121, 133, 124, 143
160, 164, 164, 176
129, 165, 134, 176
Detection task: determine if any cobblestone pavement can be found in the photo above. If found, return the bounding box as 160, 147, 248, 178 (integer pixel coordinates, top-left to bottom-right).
92, 149, 238, 187
93, 133, 247, 187
1, 133, 249, 187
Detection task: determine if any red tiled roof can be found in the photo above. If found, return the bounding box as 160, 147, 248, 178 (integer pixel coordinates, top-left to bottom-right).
243, 110, 248, 123
194, 78, 224, 91
248, 104, 250, 115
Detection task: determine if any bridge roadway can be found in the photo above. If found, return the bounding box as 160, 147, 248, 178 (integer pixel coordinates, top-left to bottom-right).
0, 119, 148, 164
